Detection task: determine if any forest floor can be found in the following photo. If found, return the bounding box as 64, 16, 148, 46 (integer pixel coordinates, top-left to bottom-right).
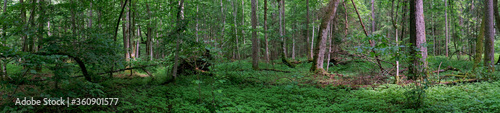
1, 55, 500, 112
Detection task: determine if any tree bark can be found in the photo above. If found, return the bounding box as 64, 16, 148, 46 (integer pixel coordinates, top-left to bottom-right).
371, 0, 375, 33
264, 0, 269, 63
172, 0, 184, 79
484, 0, 495, 72
124, 0, 130, 62
473, 17, 485, 72
326, 20, 334, 72
492, 0, 500, 65
251, 0, 259, 70
88, 1, 92, 29
231, 0, 238, 59
220, 0, 225, 58
409, 0, 428, 77
20, 0, 27, 52
311, 0, 340, 73
282, 0, 286, 58
146, 2, 153, 61
1, 0, 6, 79
445, 0, 449, 57
242, 0, 246, 46
279, 0, 286, 58
305, 0, 311, 60
28, 0, 36, 53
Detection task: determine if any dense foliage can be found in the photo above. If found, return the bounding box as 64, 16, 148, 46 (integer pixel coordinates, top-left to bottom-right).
1, 0, 500, 112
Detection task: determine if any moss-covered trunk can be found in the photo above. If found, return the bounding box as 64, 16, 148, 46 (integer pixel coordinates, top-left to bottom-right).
311, 0, 340, 73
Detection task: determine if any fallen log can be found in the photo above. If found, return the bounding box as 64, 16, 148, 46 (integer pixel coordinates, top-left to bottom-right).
261, 68, 291, 73
97, 64, 159, 75
444, 73, 475, 79
433, 66, 461, 73
440, 79, 479, 85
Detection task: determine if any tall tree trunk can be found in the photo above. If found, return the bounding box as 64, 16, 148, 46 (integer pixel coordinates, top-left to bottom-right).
484, 0, 495, 72
251, 0, 259, 70
231, 0, 238, 59
146, 2, 153, 61
1, 0, 6, 79
196, 5, 199, 43
241, 0, 246, 47
311, 0, 340, 74
311, 20, 315, 60
292, 10, 296, 60
20, 0, 27, 52
123, 0, 130, 62
2, 0, 6, 38
279, 0, 286, 58
326, 21, 333, 72
220, 0, 225, 58
445, 0, 449, 57
264, 0, 269, 63
88, 2, 92, 29
131, 0, 137, 61
28, 0, 35, 53
305, 0, 311, 60
409, 0, 428, 77
473, 17, 485, 72
172, 0, 184, 79
371, 0, 375, 33
282, 0, 286, 58
492, 0, 500, 65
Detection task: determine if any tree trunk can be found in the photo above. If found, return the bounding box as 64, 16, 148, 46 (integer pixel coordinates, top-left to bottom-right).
242, 0, 245, 46
473, 17, 485, 72
88, 2, 92, 29
283, 0, 287, 58
305, 0, 311, 60
220, 0, 225, 58
409, 0, 428, 77
123, 0, 130, 62
279, 0, 286, 58
326, 21, 333, 72
492, 0, 500, 65
28, 0, 35, 53
445, 0, 449, 57
1, 0, 7, 79
130, 1, 137, 61
172, 0, 184, 79
20, 0, 27, 52
231, 0, 238, 59
311, 21, 315, 60
484, 0, 495, 72
264, 0, 269, 63
371, 0, 375, 33
311, 0, 340, 73
251, 0, 259, 70
146, 2, 153, 61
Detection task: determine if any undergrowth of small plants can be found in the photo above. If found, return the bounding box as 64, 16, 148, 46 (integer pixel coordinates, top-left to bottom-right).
2, 57, 500, 112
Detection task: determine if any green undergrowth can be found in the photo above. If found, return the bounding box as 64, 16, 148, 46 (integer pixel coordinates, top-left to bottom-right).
2, 58, 500, 112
